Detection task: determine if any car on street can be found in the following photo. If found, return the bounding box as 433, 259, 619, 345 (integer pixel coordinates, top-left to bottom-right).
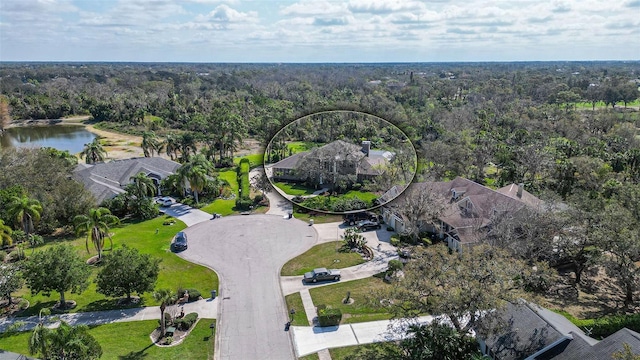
303, 268, 341, 283
156, 196, 175, 207
171, 231, 188, 251
357, 219, 382, 231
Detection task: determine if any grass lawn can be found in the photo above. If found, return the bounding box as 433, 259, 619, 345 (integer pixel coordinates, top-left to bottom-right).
234, 153, 263, 167
293, 209, 343, 224
343, 190, 378, 203
281, 241, 366, 276
201, 170, 238, 215
274, 182, 317, 196
16, 216, 218, 316
309, 276, 393, 324
287, 141, 320, 154
329, 343, 382, 360
299, 353, 320, 360
0, 319, 216, 360
285, 292, 309, 326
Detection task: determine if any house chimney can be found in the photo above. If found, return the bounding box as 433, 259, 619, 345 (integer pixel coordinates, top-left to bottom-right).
361, 140, 371, 157
517, 183, 524, 198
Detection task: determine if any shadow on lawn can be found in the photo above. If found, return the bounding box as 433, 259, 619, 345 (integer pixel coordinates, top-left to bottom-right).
118, 342, 155, 360
82, 298, 145, 312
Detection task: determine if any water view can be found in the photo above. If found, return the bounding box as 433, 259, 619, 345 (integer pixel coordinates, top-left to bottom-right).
0, 125, 97, 154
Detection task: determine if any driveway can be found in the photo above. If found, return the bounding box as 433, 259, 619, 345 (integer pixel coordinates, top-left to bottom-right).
160, 203, 211, 227
179, 215, 317, 360
250, 166, 293, 217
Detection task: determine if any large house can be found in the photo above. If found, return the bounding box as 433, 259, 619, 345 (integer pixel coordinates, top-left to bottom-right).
383, 177, 542, 251
73, 157, 181, 203
270, 140, 394, 186
478, 300, 640, 359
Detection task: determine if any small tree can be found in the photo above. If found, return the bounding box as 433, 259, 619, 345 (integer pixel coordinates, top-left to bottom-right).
0, 219, 12, 247
0, 263, 23, 305
401, 322, 481, 360
340, 228, 366, 252
153, 288, 176, 338
22, 244, 90, 309
73, 207, 120, 260
96, 245, 160, 303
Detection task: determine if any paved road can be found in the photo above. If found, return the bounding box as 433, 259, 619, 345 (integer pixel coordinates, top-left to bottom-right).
179, 215, 317, 360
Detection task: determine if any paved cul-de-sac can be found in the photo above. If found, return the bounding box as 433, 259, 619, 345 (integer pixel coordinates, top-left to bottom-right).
179, 214, 317, 360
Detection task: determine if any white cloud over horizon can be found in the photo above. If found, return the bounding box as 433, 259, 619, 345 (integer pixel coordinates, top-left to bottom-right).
0, 0, 638, 62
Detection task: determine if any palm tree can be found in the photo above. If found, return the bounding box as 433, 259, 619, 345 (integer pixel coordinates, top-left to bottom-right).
179, 132, 198, 162
165, 133, 180, 161
81, 138, 107, 164
178, 154, 213, 204
0, 219, 12, 247
141, 131, 156, 157
153, 288, 176, 338
129, 172, 157, 199
7, 195, 42, 238
73, 207, 120, 260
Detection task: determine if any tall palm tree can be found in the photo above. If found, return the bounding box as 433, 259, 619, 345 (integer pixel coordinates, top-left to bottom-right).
81, 138, 107, 164
141, 131, 156, 157
179, 132, 198, 163
0, 219, 12, 247
178, 154, 213, 204
129, 172, 157, 199
165, 133, 180, 161
73, 207, 120, 260
7, 195, 42, 238
153, 289, 176, 338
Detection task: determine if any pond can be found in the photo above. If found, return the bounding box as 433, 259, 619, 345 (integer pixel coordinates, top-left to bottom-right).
0, 125, 97, 154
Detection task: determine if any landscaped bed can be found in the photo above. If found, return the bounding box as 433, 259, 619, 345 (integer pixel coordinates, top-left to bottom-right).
281, 241, 366, 276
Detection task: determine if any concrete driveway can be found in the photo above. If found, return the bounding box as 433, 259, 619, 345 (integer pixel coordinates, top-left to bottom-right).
160, 203, 212, 227
178, 214, 317, 360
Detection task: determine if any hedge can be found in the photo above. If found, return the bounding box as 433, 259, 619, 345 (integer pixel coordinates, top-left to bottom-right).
557, 311, 640, 338
317, 305, 342, 327
175, 312, 199, 331
238, 158, 250, 200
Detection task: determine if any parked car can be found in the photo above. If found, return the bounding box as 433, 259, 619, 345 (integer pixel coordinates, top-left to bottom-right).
357, 219, 381, 231
171, 231, 188, 251
156, 196, 174, 207
343, 211, 378, 226
303, 268, 341, 283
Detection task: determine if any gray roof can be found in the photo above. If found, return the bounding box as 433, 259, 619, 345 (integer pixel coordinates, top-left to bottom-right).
73, 157, 180, 203
547, 328, 640, 360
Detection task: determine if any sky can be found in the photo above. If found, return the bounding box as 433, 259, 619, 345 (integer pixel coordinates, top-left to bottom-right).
0, 0, 639, 63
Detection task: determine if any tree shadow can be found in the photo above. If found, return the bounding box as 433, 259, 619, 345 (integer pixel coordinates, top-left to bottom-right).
118, 342, 156, 360
82, 298, 145, 312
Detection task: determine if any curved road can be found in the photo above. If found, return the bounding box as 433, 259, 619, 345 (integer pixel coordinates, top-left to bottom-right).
179, 214, 317, 360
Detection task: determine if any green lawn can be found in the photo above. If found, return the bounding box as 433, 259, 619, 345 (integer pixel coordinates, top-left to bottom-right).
575, 99, 640, 109
285, 292, 309, 326
287, 141, 320, 154
201, 170, 238, 215
234, 153, 263, 167
293, 208, 343, 224
274, 182, 317, 196
343, 190, 378, 203
309, 276, 393, 324
329, 343, 383, 360
16, 216, 218, 316
299, 353, 320, 360
0, 319, 216, 360
281, 241, 366, 276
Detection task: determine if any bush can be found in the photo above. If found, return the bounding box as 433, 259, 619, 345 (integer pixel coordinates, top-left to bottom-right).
566, 312, 640, 338
0, 251, 5, 262
253, 194, 264, 204
159, 312, 173, 328
387, 259, 403, 273
390, 236, 401, 247
177, 288, 201, 302
175, 312, 199, 331
317, 305, 342, 327
235, 197, 253, 210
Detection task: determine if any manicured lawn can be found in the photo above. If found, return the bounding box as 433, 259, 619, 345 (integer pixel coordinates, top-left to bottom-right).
309, 276, 393, 324
299, 353, 320, 360
329, 343, 382, 359
287, 141, 320, 154
274, 182, 317, 196
201, 170, 238, 215
285, 292, 309, 326
16, 216, 218, 316
293, 209, 343, 224
234, 153, 263, 167
0, 319, 216, 360
343, 190, 378, 203
281, 241, 366, 276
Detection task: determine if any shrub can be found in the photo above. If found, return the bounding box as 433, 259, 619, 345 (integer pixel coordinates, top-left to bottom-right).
235, 197, 253, 210
317, 305, 342, 327
387, 259, 403, 273
390, 236, 401, 247
253, 194, 264, 204
177, 288, 201, 302
175, 312, 199, 331
0, 251, 5, 262
566, 312, 640, 338
159, 312, 173, 328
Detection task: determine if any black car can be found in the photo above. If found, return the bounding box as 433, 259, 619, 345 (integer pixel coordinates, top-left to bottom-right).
357, 220, 382, 231
343, 211, 378, 226
171, 231, 188, 251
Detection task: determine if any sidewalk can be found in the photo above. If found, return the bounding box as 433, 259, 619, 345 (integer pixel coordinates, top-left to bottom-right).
291, 316, 434, 357
0, 298, 218, 333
